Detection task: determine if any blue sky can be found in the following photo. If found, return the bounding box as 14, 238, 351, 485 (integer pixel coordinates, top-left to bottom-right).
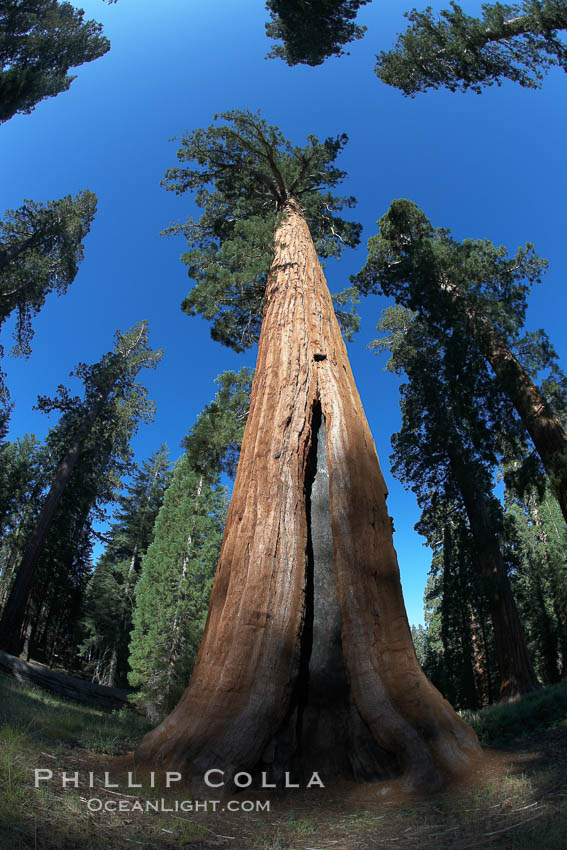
1, 0, 566, 627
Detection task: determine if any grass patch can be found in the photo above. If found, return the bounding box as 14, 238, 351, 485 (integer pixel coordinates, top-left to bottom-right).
0, 673, 150, 753
461, 679, 567, 745
0, 671, 566, 848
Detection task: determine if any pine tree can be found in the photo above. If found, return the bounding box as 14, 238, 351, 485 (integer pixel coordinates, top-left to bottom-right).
376, 1, 567, 95
504, 485, 567, 682
128, 369, 252, 718
0, 191, 97, 356
80, 446, 172, 687
265, 0, 371, 65
136, 110, 479, 793
128, 457, 227, 721
0, 321, 161, 656
355, 199, 567, 525
0, 0, 110, 123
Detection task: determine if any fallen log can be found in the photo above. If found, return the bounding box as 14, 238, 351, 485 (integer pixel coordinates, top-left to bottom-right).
0, 650, 130, 710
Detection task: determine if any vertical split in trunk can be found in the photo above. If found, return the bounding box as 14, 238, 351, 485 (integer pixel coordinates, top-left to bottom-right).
136, 201, 480, 792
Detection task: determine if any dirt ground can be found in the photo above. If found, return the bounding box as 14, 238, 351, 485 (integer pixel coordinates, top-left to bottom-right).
17, 724, 565, 850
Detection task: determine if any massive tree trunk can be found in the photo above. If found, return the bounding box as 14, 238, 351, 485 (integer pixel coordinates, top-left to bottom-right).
136, 200, 480, 792
0, 396, 105, 656
446, 444, 539, 700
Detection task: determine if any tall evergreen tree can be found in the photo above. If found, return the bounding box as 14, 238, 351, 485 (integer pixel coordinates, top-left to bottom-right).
0, 190, 97, 356
376, 1, 567, 95
374, 305, 538, 698
136, 110, 479, 792
504, 485, 567, 682
0, 321, 161, 656
265, 0, 371, 65
128, 457, 227, 721
80, 446, 172, 687
0, 0, 110, 123
355, 199, 567, 525
128, 369, 252, 718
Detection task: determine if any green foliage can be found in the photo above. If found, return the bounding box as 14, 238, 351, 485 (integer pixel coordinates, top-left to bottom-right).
503, 487, 567, 683
376, 1, 567, 95
356, 199, 547, 344
462, 678, 567, 744
128, 456, 227, 720
265, 0, 370, 65
163, 109, 361, 351
128, 369, 252, 719
183, 367, 252, 478
0, 190, 97, 356
0, 0, 110, 123
80, 446, 172, 687
2, 323, 162, 666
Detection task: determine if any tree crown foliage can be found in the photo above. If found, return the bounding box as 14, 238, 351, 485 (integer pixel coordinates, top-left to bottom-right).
376, 1, 567, 95
355, 198, 547, 346
182, 368, 253, 480
265, 0, 371, 65
0, 190, 97, 356
162, 109, 361, 351
0, 0, 110, 123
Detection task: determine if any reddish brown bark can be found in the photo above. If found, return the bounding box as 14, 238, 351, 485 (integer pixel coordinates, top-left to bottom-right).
136, 201, 480, 791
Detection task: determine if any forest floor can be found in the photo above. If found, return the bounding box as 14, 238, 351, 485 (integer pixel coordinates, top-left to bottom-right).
1, 672, 566, 850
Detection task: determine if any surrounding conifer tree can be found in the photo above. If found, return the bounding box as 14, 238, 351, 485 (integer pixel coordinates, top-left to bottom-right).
80, 446, 172, 687
0, 434, 50, 609
128, 369, 251, 719
355, 200, 567, 525
373, 305, 539, 699
0, 0, 110, 123
504, 485, 567, 682
0, 321, 161, 656
0, 191, 97, 356
376, 1, 567, 95
136, 111, 480, 793
265, 0, 371, 65
128, 456, 227, 721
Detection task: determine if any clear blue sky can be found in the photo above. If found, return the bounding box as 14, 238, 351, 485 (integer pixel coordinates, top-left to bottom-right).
1, 0, 566, 627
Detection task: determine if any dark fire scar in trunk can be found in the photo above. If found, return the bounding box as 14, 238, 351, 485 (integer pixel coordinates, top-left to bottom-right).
258, 404, 397, 784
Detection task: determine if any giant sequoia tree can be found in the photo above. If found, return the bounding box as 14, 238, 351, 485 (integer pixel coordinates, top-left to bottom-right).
376, 1, 567, 95
136, 111, 480, 792
0, 0, 110, 123
355, 199, 567, 525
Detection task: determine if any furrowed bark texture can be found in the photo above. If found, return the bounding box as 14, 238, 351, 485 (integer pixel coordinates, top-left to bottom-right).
136, 202, 480, 791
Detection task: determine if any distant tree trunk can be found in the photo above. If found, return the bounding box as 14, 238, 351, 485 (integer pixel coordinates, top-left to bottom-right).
446, 444, 539, 700
469, 606, 489, 706
136, 200, 480, 792
440, 277, 567, 524
0, 396, 106, 655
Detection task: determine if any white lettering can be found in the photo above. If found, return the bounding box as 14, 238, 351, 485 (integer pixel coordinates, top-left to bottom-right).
165, 772, 181, 788
204, 769, 224, 788
307, 771, 325, 788
34, 769, 52, 787
62, 771, 79, 788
